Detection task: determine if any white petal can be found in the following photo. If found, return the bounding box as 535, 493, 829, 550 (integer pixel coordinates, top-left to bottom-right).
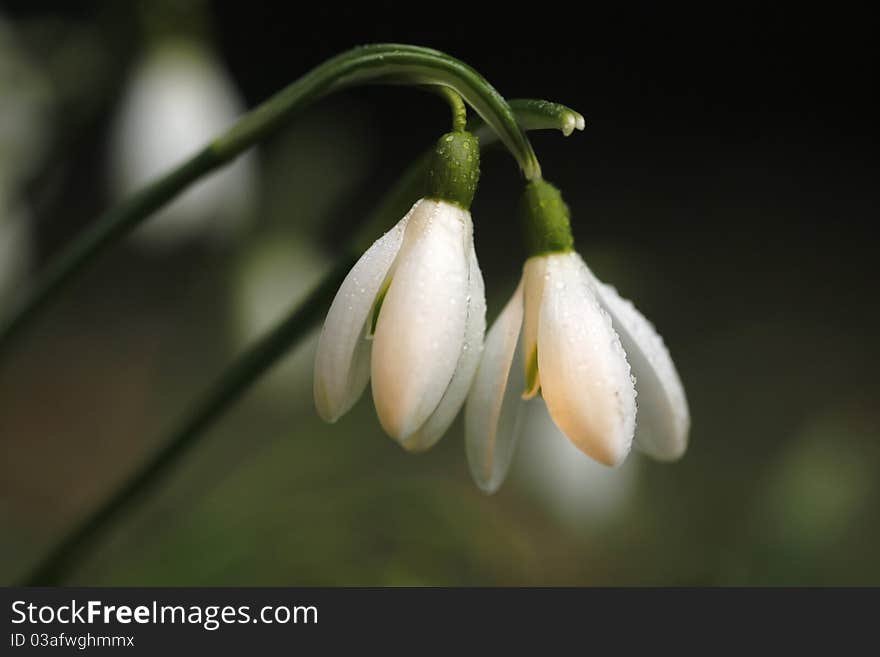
371, 200, 471, 441
313, 208, 411, 422
592, 279, 690, 461
402, 244, 486, 452
465, 281, 528, 493
521, 256, 547, 398
537, 253, 636, 466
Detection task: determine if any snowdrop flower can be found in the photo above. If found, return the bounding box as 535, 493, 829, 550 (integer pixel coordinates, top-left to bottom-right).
314, 130, 485, 452
466, 180, 689, 493
109, 39, 256, 250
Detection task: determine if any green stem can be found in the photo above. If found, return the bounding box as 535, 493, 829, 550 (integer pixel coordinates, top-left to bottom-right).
16, 97, 583, 587
435, 86, 468, 132
0, 44, 538, 357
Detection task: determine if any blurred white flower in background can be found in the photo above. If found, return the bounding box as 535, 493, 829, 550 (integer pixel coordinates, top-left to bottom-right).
109, 39, 256, 250
512, 399, 638, 530
232, 238, 331, 403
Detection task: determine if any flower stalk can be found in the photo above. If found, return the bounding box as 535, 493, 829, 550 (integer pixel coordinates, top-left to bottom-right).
435, 86, 468, 133
0, 44, 540, 356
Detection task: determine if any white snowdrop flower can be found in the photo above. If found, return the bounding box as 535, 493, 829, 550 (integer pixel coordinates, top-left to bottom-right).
109, 39, 256, 250
314, 131, 485, 452
466, 180, 689, 493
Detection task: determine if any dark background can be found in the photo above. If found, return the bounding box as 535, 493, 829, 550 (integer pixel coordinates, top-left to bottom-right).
1, 2, 877, 585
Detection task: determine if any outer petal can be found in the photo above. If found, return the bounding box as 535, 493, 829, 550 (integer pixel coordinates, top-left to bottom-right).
402, 244, 486, 452
591, 279, 690, 461
313, 209, 411, 422
537, 253, 636, 466
371, 200, 470, 441
465, 281, 527, 493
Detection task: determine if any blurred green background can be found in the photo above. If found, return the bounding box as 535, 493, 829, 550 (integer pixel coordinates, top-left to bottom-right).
1, 2, 878, 585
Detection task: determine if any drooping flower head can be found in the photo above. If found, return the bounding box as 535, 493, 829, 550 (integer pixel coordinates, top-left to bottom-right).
314, 130, 485, 451
466, 179, 689, 493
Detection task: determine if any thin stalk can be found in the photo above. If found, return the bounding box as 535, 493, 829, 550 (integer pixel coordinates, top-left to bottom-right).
435, 86, 468, 132
0, 44, 538, 356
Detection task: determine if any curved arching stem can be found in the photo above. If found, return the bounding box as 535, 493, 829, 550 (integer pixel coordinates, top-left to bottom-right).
0, 44, 539, 356
432, 86, 468, 132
